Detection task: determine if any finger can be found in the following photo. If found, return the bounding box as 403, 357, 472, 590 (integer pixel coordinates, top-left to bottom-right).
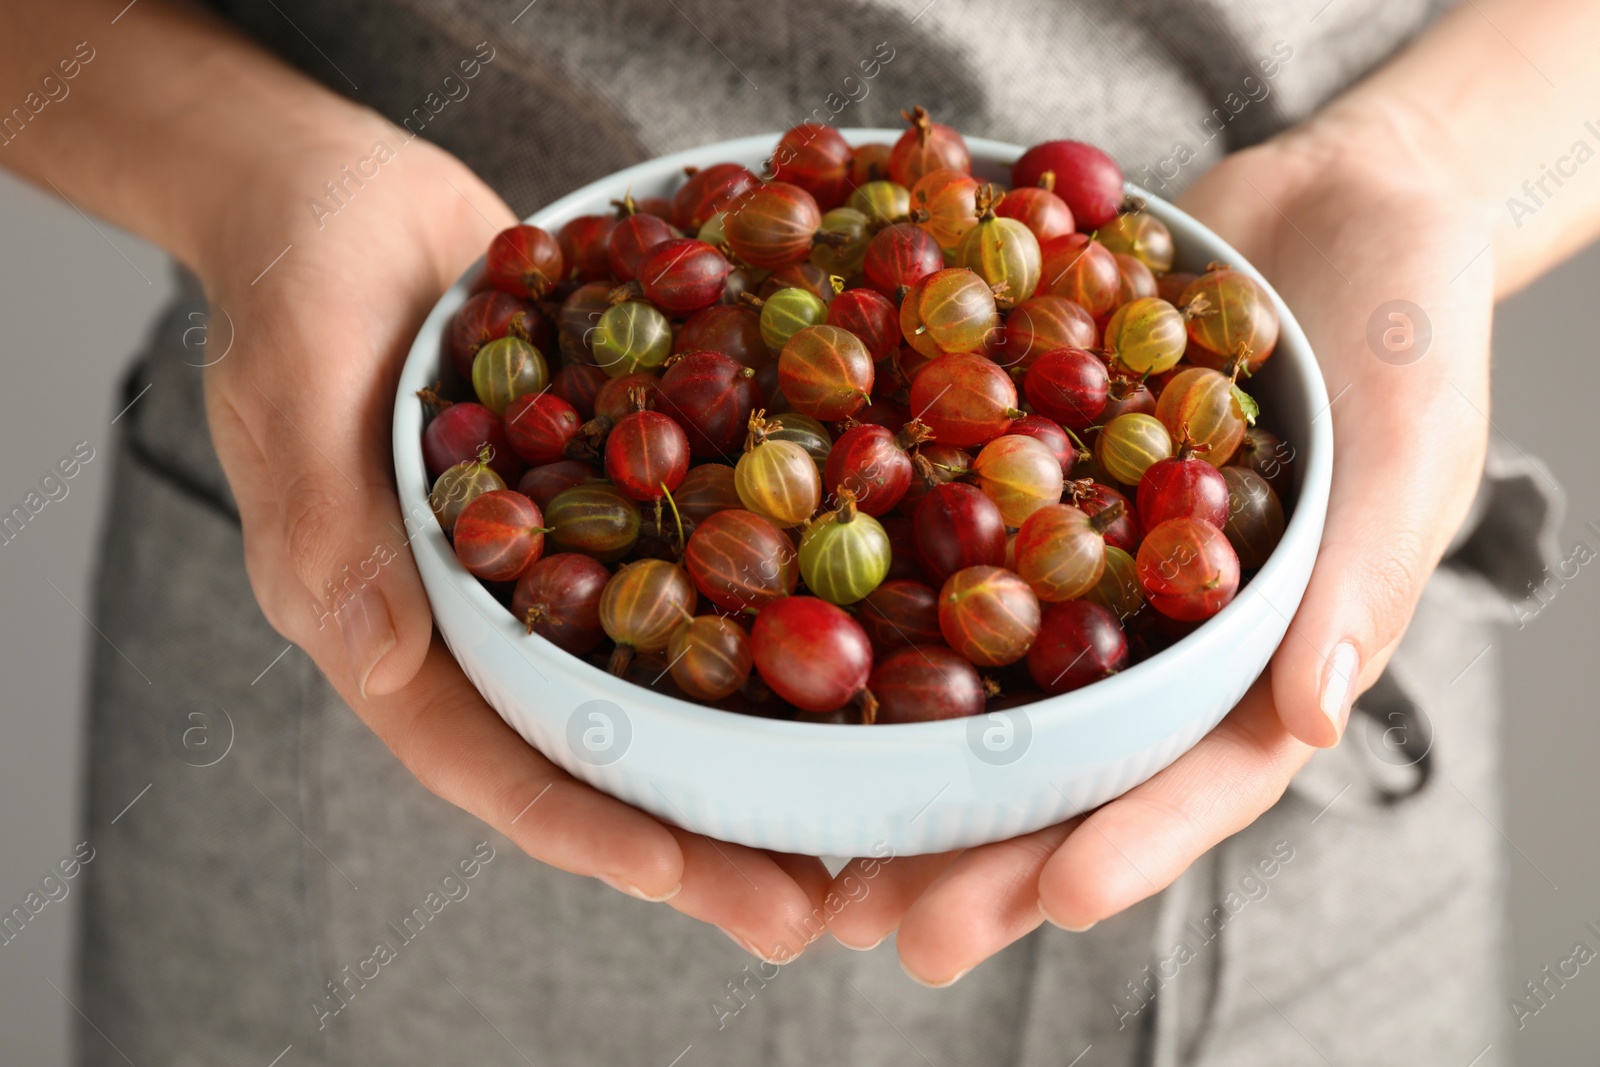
665, 831, 834, 963
363, 638, 686, 898
766, 850, 837, 906
824, 852, 959, 950
1265, 242, 1492, 747
210, 162, 518, 700
892, 828, 1073, 986
1038, 678, 1310, 930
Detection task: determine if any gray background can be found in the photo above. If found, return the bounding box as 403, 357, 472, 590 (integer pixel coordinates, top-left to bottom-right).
1, 164, 1596, 1063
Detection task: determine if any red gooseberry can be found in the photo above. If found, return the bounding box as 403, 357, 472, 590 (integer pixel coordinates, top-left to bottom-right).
912, 482, 1007, 583
511, 552, 611, 653
684, 508, 799, 613
1011, 141, 1124, 231
1024, 347, 1109, 432
1135, 517, 1241, 621
1026, 600, 1129, 694
657, 350, 763, 460
750, 596, 876, 715
672, 162, 762, 232
856, 579, 945, 652
604, 400, 690, 503
771, 122, 853, 208
888, 106, 971, 189
938, 565, 1041, 667
486, 224, 564, 298
504, 392, 583, 466
723, 182, 824, 270
453, 489, 551, 582
422, 399, 518, 482
910, 352, 1020, 449
556, 215, 617, 283
870, 646, 987, 723
1138, 440, 1230, 531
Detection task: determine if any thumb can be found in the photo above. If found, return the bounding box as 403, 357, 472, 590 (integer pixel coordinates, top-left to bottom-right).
1267, 288, 1490, 748
251, 366, 436, 699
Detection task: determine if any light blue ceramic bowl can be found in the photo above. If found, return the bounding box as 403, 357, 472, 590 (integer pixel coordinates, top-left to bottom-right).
394, 131, 1332, 857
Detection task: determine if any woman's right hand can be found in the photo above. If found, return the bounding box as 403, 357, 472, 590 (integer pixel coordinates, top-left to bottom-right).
200, 115, 831, 958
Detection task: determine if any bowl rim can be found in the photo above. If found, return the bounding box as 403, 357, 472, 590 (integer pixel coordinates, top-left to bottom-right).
393, 129, 1333, 747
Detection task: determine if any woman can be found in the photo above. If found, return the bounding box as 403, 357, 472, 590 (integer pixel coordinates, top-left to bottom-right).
2, 0, 1583, 1062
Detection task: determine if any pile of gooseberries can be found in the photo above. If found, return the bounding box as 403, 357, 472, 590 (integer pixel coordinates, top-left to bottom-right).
420, 110, 1292, 724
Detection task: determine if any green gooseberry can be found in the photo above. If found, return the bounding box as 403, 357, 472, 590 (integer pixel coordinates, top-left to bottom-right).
798, 489, 892, 605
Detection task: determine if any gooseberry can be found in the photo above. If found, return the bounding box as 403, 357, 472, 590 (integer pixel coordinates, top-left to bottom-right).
1220, 466, 1285, 570
606, 207, 678, 282
971, 434, 1064, 527
672, 162, 762, 232
429, 449, 506, 535
857, 579, 945, 652
909, 352, 1019, 448
862, 222, 944, 297
1103, 296, 1186, 375
604, 393, 690, 503
512, 552, 611, 653
1181, 267, 1280, 371
750, 596, 876, 714
900, 268, 1000, 359
1040, 234, 1120, 319
822, 419, 931, 516
619, 238, 731, 315
599, 558, 697, 673
1011, 141, 1124, 231
889, 106, 971, 188
591, 301, 673, 377
1012, 501, 1122, 602
912, 482, 1006, 583
779, 325, 874, 421
544, 483, 641, 562
684, 508, 799, 613
658, 350, 762, 460
668, 614, 754, 701
955, 186, 1042, 309
1136, 517, 1240, 621
677, 303, 769, 369
1095, 412, 1172, 486
1139, 438, 1230, 530
422, 399, 517, 482
452, 489, 550, 582
993, 293, 1097, 375
724, 181, 824, 269
557, 215, 618, 283
735, 413, 822, 526
1154, 364, 1251, 466
771, 122, 853, 208
1023, 347, 1108, 431
472, 335, 548, 415
1026, 600, 1128, 694
871, 646, 986, 723
938, 565, 1040, 667
485, 224, 564, 298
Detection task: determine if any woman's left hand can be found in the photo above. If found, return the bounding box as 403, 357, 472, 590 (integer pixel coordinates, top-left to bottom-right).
813, 113, 1496, 982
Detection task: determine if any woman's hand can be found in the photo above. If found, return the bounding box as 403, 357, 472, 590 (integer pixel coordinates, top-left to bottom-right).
823, 113, 1496, 982
201, 118, 831, 955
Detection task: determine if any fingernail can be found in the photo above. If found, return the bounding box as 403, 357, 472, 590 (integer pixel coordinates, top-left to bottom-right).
901, 960, 971, 988
1039, 900, 1097, 932
600, 875, 680, 903
1320, 641, 1360, 739
337, 586, 396, 699
835, 932, 886, 952
718, 926, 767, 961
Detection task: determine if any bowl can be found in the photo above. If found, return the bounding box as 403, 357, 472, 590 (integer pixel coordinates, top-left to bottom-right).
393, 130, 1332, 858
